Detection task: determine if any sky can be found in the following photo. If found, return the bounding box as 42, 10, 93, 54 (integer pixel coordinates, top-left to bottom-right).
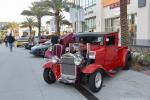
0, 0, 70, 24
0, 0, 49, 23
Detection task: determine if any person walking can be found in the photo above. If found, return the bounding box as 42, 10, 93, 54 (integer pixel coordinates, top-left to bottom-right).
7, 33, 15, 52
4, 35, 8, 47
29, 35, 34, 45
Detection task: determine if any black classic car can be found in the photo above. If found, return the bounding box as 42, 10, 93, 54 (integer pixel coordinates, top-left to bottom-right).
30, 40, 52, 57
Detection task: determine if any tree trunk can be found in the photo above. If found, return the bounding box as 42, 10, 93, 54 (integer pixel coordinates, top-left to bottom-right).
120, 0, 128, 46
37, 17, 41, 39
55, 12, 60, 36
29, 26, 32, 35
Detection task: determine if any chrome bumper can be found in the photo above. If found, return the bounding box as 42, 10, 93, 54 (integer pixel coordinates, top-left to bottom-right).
59, 75, 76, 83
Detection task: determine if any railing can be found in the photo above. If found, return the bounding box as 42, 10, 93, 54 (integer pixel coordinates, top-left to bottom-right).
129, 39, 150, 53
129, 45, 150, 53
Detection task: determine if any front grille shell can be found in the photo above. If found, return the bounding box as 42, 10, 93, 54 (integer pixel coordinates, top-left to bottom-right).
60, 53, 77, 80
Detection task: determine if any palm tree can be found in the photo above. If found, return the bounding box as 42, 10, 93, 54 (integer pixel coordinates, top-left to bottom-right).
0, 30, 6, 39
8, 22, 19, 36
61, 19, 72, 26
21, 17, 38, 35
39, 0, 75, 35
120, 0, 128, 46
21, 1, 52, 38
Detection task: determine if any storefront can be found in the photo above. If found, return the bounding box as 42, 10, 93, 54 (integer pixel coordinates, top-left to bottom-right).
77, 0, 150, 45
97, 0, 150, 45
104, 13, 137, 44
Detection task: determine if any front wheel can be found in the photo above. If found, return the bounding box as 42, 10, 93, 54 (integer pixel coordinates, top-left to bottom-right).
123, 54, 132, 70
43, 69, 56, 84
89, 69, 103, 92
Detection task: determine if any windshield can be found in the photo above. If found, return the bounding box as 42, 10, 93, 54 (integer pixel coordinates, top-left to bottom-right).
77, 36, 104, 45
44, 40, 51, 45
18, 36, 29, 40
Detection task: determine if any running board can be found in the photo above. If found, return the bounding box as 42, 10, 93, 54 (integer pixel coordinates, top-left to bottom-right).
107, 68, 121, 77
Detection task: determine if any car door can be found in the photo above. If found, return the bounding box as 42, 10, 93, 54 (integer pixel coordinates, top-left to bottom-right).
104, 34, 118, 70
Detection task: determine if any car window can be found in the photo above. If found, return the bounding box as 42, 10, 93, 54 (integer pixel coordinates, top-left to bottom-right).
106, 36, 115, 46
18, 36, 29, 40
78, 36, 103, 45
97, 37, 104, 45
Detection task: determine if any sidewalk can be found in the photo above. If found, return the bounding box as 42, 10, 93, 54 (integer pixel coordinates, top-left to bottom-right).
0, 45, 150, 100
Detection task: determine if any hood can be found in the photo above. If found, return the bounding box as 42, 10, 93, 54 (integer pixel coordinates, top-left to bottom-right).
31, 44, 50, 50
17, 40, 28, 42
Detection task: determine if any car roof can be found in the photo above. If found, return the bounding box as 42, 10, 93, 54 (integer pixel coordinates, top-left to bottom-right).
75, 32, 117, 37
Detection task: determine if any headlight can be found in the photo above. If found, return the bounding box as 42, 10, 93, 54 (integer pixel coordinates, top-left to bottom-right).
48, 46, 52, 51
51, 56, 59, 64
74, 53, 83, 66
89, 51, 96, 59
65, 47, 69, 52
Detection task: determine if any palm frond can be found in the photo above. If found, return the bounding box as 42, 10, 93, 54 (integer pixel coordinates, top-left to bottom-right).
21, 10, 34, 16
61, 19, 72, 26
21, 17, 38, 28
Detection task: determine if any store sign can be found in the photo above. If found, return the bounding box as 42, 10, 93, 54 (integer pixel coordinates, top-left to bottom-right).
84, 6, 96, 19
70, 8, 77, 23
102, 0, 119, 7
102, 0, 130, 8
85, 11, 94, 16
50, 17, 56, 32
138, 0, 146, 8
110, 0, 130, 9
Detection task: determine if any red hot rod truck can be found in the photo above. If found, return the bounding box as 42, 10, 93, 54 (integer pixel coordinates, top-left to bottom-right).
43, 32, 131, 92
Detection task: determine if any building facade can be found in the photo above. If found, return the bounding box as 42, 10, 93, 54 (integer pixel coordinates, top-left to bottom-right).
76, 0, 150, 45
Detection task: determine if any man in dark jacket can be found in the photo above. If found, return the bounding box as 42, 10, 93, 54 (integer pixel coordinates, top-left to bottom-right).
7, 33, 15, 52
51, 35, 59, 45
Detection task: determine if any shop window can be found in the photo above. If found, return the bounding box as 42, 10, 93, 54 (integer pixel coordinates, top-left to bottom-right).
105, 19, 113, 32
138, 0, 146, 8
85, 17, 96, 32
83, 0, 96, 9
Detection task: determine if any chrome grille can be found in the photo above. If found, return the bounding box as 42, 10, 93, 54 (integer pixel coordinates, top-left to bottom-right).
61, 54, 76, 76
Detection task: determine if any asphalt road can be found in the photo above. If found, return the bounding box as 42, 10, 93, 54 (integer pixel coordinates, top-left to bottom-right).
0, 44, 150, 100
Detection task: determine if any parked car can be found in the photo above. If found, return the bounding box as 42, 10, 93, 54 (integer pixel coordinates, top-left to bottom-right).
30, 40, 52, 57
42, 32, 132, 92
38, 35, 51, 44
25, 36, 39, 50
16, 36, 30, 47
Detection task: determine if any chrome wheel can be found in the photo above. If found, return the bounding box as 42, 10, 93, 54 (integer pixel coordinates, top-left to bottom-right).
95, 72, 102, 88
89, 69, 103, 92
